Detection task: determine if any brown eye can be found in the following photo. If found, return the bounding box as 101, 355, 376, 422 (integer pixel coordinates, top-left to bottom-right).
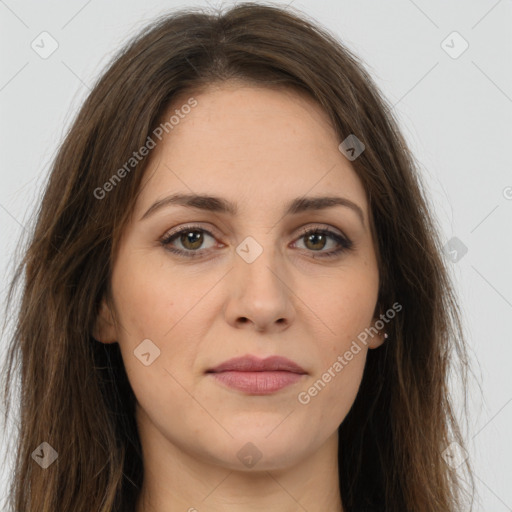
160, 224, 353, 260
303, 232, 328, 251
160, 226, 218, 257
179, 230, 205, 250
293, 227, 354, 259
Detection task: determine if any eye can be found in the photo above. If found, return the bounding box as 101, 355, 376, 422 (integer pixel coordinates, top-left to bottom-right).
160, 224, 354, 259
160, 224, 219, 258
292, 225, 354, 259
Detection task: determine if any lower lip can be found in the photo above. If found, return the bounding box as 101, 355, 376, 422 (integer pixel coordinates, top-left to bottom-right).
209, 371, 304, 394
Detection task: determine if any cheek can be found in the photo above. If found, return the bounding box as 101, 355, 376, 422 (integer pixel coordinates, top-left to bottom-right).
326, 353, 367, 424
295, 344, 367, 436
302, 267, 377, 413
111, 250, 197, 339
110, 252, 213, 382
314, 276, 378, 352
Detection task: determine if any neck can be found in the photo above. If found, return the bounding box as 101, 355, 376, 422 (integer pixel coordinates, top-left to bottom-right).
134, 408, 344, 512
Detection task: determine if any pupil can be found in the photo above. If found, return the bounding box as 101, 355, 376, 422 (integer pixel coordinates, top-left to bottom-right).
307, 233, 325, 250
183, 231, 202, 249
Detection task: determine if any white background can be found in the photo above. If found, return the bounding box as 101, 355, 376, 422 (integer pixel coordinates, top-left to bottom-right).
1, 0, 511, 510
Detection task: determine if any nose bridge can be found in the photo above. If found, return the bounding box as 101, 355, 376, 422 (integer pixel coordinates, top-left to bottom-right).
234, 231, 284, 294
225, 230, 294, 330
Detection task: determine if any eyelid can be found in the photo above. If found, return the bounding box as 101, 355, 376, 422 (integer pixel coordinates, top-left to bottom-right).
294, 222, 345, 238
162, 222, 221, 241
160, 222, 353, 258
162, 222, 346, 240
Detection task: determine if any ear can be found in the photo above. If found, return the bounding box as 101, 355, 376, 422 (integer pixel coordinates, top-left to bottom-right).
92, 298, 118, 344
367, 313, 388, 350
367, 329, 386, 349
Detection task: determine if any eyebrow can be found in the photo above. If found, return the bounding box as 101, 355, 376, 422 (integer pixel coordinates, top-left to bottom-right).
139, 193, 365, 227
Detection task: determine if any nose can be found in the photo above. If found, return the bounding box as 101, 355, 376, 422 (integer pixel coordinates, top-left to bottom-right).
223, 241, 296, 333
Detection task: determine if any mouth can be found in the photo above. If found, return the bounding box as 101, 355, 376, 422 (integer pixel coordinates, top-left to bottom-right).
205, 355, 307, 395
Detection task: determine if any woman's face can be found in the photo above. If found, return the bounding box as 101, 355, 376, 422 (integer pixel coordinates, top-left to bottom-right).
95, 82, 384, 472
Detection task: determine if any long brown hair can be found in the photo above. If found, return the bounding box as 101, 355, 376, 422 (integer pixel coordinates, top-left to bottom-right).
1, 3, 477, 511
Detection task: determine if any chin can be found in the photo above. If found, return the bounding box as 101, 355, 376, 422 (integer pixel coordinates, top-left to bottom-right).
208, 432, 315, 472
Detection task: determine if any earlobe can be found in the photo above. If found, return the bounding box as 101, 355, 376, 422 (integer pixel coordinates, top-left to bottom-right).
369, 330, 388, 349
366, 305, 390, 349
92, 298, 117, 344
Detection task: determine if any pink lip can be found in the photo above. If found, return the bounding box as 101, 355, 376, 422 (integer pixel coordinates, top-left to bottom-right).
206, 355, 307, 394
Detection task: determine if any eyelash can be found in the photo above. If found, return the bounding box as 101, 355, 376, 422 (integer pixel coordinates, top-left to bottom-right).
160, 224, 354, 260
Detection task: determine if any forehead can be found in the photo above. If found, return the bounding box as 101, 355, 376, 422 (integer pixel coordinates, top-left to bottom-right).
134, 82, 368, 219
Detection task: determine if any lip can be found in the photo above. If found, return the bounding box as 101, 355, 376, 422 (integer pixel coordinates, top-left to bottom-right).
207, 355, 307, 374
206, 355, 307, 394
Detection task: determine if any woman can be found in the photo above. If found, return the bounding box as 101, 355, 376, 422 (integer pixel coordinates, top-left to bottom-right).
1, 3, 476, 511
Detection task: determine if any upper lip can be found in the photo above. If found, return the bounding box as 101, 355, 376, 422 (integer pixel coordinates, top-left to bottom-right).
206, 355, 307, 374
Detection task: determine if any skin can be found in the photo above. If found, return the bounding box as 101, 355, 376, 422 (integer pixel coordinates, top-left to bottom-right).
94, 81, 385, 512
